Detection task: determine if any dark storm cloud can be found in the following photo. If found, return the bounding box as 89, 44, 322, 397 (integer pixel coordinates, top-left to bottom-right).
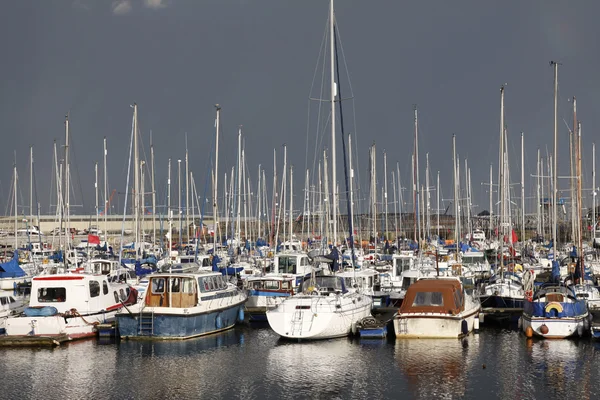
0, 1, 598, 218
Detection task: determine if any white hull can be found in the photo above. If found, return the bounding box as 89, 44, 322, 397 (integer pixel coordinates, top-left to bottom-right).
266, 293, 372, 340
521, 315, 588, 339
5, 311, 117, 339
0, 277, 30, 291
394, 307, 479, 338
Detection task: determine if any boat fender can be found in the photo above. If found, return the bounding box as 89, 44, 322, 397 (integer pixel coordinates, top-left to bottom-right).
216, 314, 223, 330
351, 322, 358, 336
578, 324, 584, 337
517, 317, 522, 330
461, 319, 468, 335
474, 316, 480, 333
238, 308, 245, 323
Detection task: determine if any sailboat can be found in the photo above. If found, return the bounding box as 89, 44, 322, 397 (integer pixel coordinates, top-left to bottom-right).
521, 62, 589, 339
266, 0, 372, 340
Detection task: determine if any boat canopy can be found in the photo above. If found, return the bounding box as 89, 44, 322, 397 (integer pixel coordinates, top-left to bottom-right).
0, 251, 25, 278
399, 279, 464, 315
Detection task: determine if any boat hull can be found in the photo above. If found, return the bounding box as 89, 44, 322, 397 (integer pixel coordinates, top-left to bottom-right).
5, 311, 116, 341
521, 314, 588, 339
117, 303, 245, 340
266, 294, 372, 340
394, 308, 479, 339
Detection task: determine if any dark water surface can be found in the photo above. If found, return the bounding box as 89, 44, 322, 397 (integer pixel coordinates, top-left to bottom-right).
1, 325, 598, 399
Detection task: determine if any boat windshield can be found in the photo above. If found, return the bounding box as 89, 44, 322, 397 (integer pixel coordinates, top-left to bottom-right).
301, 276, 346, 294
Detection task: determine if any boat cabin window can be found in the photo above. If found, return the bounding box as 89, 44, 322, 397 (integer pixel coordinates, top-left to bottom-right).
114, 291, 119, 303
119, 288, 127, 301
182, 278, 196, 293
38, 287, 66, 303
198, 276, 224, 293
402, 277, 416, 290
300, 257, 309, 266
89, 281, 100, 298
202, 258, 211, 267
281, 281, 290, 290
103, 281, 109, 295
0, 296, 16, 305
278, 256, 297, 274
170, 278, 181, 293
152, 278, 166, 294
412, 291, 444, 307
264, 280, 280, 290
453, 290, 463, 307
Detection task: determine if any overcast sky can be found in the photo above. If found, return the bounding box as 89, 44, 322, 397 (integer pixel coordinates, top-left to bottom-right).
1, 0, 598, 222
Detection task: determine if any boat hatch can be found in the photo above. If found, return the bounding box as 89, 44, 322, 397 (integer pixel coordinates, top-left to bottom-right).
546, 293, 564, 302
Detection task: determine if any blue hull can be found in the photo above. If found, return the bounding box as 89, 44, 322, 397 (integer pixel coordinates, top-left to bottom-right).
117, 305, 244, 339
359, 326, 387, 338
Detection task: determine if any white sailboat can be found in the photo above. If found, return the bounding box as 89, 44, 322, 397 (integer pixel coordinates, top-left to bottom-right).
266, 0, 372, 340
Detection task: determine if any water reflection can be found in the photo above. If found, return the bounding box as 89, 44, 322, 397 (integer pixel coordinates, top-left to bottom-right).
394, 336, 479, 399
525, 338, 596, 399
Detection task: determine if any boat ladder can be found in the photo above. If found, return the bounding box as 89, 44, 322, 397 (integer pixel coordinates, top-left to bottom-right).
290, 309, 304, 336
138, 310, 155, 336
398, 318, 408, 335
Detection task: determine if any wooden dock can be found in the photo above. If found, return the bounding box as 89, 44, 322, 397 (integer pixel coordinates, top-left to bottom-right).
0, 334, 72, 347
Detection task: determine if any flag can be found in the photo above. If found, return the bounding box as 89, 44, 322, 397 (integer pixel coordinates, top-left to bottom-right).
88, 234, 101, 245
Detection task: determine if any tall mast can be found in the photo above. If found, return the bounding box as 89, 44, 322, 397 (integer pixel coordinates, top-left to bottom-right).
133, 104, 139, 253
237, 127, 242, 242
329, 0, 338, 247
177, 159, 182, 247
29, 145, 33, 224
64, 114, 70, 247
257, 165, 262, 240
465, 158, 469, 237
570, 97, 576, 242
167, 158, 172, 255
452, 134, 458, 257
426, 153, 430, 239
185, 134, 190, 243
151, 135, 156, 244
576, 122, 583, 273
413, 105, 420, 246
498, 85, 505, 240
536, 147, 544, 236
437, 170, 440, 239
521, 132, 525, 241
103, 137, 108, 242
289, 165, 294, 245
213, 105, 221, 252
13, 163, 18, 250
384, 151, 388, 240
489, 164, 493, 239
397, 162, 402, 238
95, 162, 99, 232
593, 143, 596, 242
551, 61, 559, 258
270, 149, 277, 246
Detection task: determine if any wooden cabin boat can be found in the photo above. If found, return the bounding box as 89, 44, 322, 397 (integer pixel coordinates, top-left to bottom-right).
4, 273, 135, 343
266, 275, 372, 340
393, 278, 481, 338
116, 270, 247, 339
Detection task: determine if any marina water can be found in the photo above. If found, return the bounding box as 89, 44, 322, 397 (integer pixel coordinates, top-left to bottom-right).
1, 325, 598, 399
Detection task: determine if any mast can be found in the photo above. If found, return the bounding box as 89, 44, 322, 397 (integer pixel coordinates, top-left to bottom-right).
151, 135, 156, 245
133, 104, 139, 255
521, 132, 525, 242
426, 153, 430, 240
437, 170, 440, 239
551, 61, 559, 258
167, 158, 172, 256
289, 165, 294, 245
489, 164, 493, 239
103, 137, 108, 243
213, 105, 221, 252
64, 114, 71, 248
330, 0, 337, 247
384, 151, 388, 240
576, 121, 583, 277
465, 158, 469, 237
413, 105, 420, 246
270, 149, 277, 246
593, 143, 596, 243
29, 146, 33, 224
13, 163, 18, 250
452, 134, 458, 257
257, 165, 262, 240
397, 162, 402, 239
177, 159, 182, 247
185, 135, 190, 243
95, 162, 99, 233
237, 127, 242, 243
536, 147, 544, 237
570, 97, 576, 242
498, 85, 505, 240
